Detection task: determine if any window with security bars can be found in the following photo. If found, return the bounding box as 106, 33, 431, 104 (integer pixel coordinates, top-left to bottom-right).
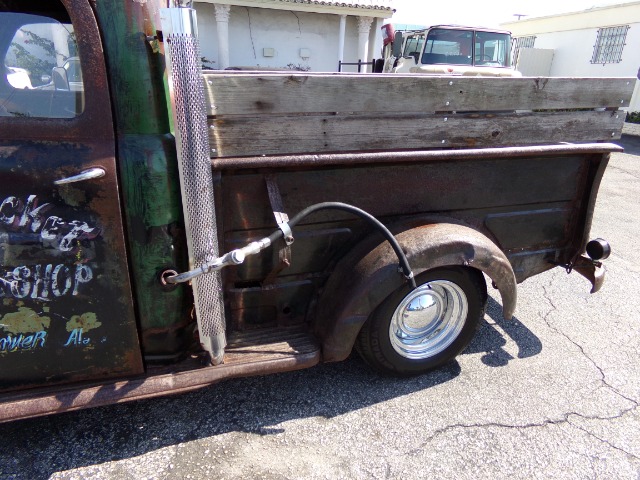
511, 36, 536, 67
591, 25, 629, 64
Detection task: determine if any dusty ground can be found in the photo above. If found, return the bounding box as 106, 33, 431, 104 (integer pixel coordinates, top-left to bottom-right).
0, 134, 639, 480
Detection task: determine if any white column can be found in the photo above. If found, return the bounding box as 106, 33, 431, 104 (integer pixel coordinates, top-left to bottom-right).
370, 18, 384, 66
337, 14, 346, 72
51, 24, 70, 67
214, 4, 231, 70
357, 16, 374, 72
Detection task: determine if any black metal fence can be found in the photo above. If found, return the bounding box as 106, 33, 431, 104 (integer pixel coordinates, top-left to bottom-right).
338, 59, 383, 73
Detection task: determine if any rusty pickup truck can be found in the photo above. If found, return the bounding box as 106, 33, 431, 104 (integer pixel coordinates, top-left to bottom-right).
0, 0, 634, 423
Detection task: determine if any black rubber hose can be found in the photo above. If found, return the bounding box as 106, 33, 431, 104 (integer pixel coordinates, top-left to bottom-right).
266, 202, 417, 289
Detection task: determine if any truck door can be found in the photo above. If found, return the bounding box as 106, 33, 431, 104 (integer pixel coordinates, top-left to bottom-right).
0, 0, 143, 391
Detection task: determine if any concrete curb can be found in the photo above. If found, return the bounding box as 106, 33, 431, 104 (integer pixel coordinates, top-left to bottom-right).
622, 122, 640, 137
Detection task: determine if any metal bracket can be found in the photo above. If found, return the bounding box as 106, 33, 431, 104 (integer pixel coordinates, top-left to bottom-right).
264, 174, 292, 284
551, 256, 604, 293
265, 174, 293, 243
279, 221, 294, 245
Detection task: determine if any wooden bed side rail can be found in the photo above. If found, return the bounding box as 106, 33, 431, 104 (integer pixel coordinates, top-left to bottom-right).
203, 74, 635, 158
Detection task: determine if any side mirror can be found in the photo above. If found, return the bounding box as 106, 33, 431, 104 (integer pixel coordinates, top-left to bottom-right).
41, 74, 52, 84
392, 31, 403, 58
51, 66, 69, 90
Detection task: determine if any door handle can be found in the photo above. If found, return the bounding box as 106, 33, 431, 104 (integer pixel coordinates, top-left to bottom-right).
54, 167, 106, 185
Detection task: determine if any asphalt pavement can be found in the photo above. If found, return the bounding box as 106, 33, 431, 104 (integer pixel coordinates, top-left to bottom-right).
1, 133, 639, 480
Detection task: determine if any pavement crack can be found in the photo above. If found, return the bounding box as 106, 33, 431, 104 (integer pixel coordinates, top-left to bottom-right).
607, 163, 640, 180
383, 461, 392, 479
541, 285, 639, 407
406, 417, 567, 456
405, 405, 640, 458
568, 407, 640, 460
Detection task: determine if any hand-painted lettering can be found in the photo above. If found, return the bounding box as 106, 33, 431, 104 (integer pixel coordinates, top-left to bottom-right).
30, 264, 52, 299
0, 194, 99, 252
0, 264, 94, 300
19, 195, 54, 231
64, 328, 90, 347
0, 196, 20, 227
73, 265, 93, 295
0, 331, 46, 352
51, 264, 72, 297
10, 266, 31, 298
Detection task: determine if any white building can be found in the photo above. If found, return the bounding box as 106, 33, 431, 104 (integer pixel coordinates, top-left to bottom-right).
502, 2, 640, 111
195, 0, 393, 72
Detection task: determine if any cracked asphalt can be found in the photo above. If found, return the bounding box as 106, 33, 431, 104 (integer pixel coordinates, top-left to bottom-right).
1, 135, 639, 480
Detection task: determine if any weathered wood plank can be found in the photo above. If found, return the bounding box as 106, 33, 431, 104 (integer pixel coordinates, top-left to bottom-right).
209, 110, 625, 157
203, 74, 635, 115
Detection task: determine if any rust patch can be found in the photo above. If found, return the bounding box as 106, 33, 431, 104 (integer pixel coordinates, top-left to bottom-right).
0, 307, 51, 335
65, 312, 101, 333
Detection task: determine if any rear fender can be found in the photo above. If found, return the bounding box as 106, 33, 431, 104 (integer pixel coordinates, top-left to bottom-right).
313, 223, 517, 362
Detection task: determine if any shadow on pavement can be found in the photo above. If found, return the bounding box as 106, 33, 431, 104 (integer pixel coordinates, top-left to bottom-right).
467, 296, 543, 367
0, 296, 543, 479
619, 133, 640, 156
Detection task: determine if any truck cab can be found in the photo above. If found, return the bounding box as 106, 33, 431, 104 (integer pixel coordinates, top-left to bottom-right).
383, 24, 521, 77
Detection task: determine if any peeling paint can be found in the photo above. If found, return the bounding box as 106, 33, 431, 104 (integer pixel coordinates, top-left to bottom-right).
66, 312, 101, 333
0, 307, 51, 334
57, 185, 87, 207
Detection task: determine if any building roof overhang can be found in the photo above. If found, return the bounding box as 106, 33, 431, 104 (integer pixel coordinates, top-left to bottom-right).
196, 0, 394, 18
501, 1, 640, 35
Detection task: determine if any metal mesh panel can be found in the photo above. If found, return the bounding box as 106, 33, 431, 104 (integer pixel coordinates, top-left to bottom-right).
511, 36, 536, 67
591, 25, 629, 65
165, 31, 226, 357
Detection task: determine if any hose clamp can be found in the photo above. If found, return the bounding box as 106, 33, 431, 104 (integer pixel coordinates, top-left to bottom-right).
279, 221, 294, 245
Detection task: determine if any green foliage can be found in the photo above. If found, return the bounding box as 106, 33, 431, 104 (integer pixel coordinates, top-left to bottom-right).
285, 63, 311, 72
10, 28, 74, 85
626, 111, 640, 124
201, 56, 215, 70
11, 42, 55, 84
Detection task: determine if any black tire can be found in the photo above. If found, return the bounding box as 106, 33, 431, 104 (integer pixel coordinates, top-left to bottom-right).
356, 266, 487, 376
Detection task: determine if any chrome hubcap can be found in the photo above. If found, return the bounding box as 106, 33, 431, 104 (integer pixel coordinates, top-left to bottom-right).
389, 280, 468, 359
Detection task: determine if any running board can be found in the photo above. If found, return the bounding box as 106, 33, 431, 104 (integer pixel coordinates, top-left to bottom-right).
0, 327, 319, 423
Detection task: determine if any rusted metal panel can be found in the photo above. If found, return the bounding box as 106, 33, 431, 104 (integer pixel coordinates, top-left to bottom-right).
220, 151, 593, 233
0, 327, 319, 423
92, 1, 195, 358
0, 0, 143, 391
218, 146, 612, 338
212, 143, 622, 170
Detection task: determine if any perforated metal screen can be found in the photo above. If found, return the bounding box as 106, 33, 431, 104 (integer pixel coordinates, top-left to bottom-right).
163, 9, 226, 363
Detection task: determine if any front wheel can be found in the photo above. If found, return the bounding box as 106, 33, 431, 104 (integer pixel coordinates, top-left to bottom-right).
356, 266, 487, 376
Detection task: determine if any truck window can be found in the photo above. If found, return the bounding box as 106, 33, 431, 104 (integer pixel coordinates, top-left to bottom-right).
474, 31, 510, 66
402, 34, 424, 62
0, 4, 84, 118
422, 29, 473, 66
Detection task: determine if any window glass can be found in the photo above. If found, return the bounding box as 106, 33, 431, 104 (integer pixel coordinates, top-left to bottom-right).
422, 29, 473, 66
1, 10, 84, 118
474, 31, 510, 67
402, 34, 424, 62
